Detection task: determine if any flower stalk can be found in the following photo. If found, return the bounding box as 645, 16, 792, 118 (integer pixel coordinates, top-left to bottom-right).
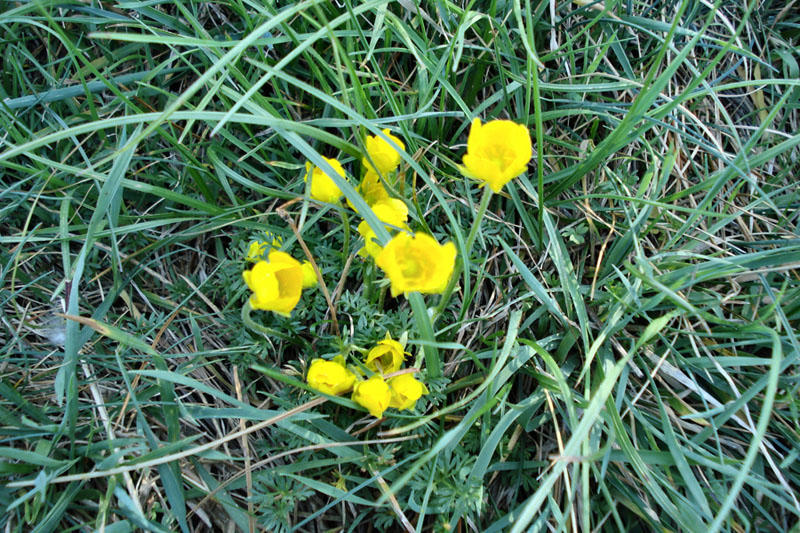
432, 186, 493, 323
241, 300, 291, 341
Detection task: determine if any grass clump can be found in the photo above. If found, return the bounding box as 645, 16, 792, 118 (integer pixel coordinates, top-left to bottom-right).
1, 1, 799, 532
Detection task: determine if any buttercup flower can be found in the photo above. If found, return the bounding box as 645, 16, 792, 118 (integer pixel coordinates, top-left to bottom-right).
358, 225, 381, 259
375, 232, 457, 297
360, 170, 390, 205
459, 118, 532, 193
305, 157, 347, 203
362, 129, 405, 175
352, 375, 392, 418
357, 199, 410, 259
372, 199, 409, 228
307, 356, 356, 395
301, 261, 318, 289
242, 251, 304, 316
389, 373, 429, 411
365, 332, 407, 374
246, 232, 283, 262
347, 169, 389, 212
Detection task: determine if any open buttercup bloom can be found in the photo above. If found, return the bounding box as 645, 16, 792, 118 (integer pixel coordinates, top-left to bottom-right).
246, 232, 283, 262
357, 199, 410, 259
365, 332, 408, 374
389, 373, 429, 411
352, 375, 392, 418
300, 261, 318, 289
305, 157, 346, 203
306, 356, 356, 396
362, 129, 405, 175
375, 232, 457, 297
242, 250, 304, 316
459, 118, 532, 193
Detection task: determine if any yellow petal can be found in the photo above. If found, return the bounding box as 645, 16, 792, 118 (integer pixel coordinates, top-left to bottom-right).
305, 157, 347, 203
301, 261, 318, 289
246, 232, 283, 262
371, 199, 409, 228
307, 358, 356, 395
365, 333, 406, 374
388, 374, 428, 410
352, 375, 392, 418
357, 221, 383, 259
245, 260, 280, 307
246, 241, 267, 262
362, 129, 405, 175
347, 170, 390, 212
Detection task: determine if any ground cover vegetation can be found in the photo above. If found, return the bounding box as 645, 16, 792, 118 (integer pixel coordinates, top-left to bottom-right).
1, 0, 799, 531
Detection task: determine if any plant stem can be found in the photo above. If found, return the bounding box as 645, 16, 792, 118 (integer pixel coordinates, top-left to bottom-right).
376, 282, 387, 310
465, 186, 494, 252
241, 300, 291, 342
338, 205, 351, 265
432, 186, 493, 322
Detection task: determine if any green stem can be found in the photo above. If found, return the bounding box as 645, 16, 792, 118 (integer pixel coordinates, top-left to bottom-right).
241, 300, 291, 342
376, 282, 387, 310
432, 187, 493, 322
465, 186, 494, 252
364, 261, 376, 303
338, 206, 350, 265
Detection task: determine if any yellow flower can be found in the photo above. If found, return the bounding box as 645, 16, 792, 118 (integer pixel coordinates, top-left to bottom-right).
307, 356, 356, 395
246, 232, 283, 262
347, 169, 389, 212
357, 199, 410, 259
301, 261, 318, 289
247, 241, 268, 262
365, 332, 407, 374
373, 199, 409, 227
242, 251, 304, 316
362, 129, 405, 175
459, 118, 532, 193
375, 232, 457, 297
305, 157, 347, 203
360, 170, 390, 205
358, 224, 382, 259
389, 374, 429, 411
352, 375, 392, 418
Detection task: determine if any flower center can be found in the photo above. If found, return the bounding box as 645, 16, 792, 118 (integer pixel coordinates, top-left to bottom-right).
401, 247, 429, 281
486, 142, 517, 168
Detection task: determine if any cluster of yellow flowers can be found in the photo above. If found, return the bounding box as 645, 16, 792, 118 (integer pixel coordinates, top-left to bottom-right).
306, 333, 428, 418
352, 130, 459, 297
244, 127, 460, 314
241, 118, 532, 417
